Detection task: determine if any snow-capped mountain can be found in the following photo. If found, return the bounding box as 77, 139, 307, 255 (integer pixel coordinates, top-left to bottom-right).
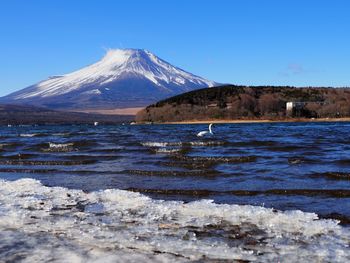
1, 49, 217, 110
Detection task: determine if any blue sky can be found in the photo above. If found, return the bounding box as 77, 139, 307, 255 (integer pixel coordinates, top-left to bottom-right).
0, 0, 349, 96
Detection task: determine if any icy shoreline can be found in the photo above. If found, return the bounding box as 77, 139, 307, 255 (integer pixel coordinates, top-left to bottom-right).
0, 178, 349, 262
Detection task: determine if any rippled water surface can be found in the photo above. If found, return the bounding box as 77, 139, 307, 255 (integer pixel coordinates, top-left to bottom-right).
1, 122, 350, 262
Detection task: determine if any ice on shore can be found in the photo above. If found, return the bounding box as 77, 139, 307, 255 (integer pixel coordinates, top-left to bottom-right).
0, 178, 349, 262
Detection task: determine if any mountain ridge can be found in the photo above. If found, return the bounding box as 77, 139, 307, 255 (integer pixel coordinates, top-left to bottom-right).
1, 49, 217, 110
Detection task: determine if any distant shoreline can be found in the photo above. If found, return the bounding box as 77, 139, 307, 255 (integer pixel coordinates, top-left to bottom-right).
73, 107, 143, 116
136, 85, 350, 124
138, 117, 350, 124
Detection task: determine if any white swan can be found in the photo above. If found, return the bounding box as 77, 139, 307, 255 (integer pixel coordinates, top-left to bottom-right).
197, 123, 213, 137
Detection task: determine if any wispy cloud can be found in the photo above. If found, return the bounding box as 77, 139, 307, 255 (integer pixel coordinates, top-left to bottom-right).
279, 63, 312, 77
287, 63, 306, 75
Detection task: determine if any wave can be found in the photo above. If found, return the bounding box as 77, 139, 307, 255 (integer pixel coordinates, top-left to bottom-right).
188, 141, 227, 146
154, 148, 181, 153
52, 133, 71, 136
0, 142, 21, 149
49, 142, 74, 148
232, 140, 279, 147
312, 172, 350, 180
172, 155, 258, 164
0, 178, 349, 262
128, 187, 350, 198
0, 143, 8, 149
0, 159, 97, 166
0, 153, 37, 160
142, 142, 178, 147
142, 141, 227, 156
41, 142, 76, 152
141, 141, 226, 147
19, 133, 37, 137
124, 169, 220, 177
19, 133, 45, 138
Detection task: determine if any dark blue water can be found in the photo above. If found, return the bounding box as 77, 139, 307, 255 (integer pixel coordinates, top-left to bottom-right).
1, 122, 350, 223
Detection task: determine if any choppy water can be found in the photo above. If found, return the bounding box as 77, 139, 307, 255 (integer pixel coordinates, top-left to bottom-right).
0, 122, 350, 262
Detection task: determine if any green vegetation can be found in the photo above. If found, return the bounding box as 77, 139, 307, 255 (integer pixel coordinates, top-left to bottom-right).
136, 85, 350, 122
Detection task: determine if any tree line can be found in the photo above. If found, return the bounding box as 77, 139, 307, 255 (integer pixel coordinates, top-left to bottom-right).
136, 85, 350, 122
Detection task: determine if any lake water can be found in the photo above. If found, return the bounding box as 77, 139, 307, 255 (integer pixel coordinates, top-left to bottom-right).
0, 122, 349, 262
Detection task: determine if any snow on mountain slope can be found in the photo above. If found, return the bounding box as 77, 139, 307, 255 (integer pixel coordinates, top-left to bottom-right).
2, 49, 218, 109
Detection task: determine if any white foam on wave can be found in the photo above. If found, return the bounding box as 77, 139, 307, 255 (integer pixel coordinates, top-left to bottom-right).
142, 141, 225, 147
189, 141, 225, 146
41, 142, 76, 153
20, 133, 39, 137
142, 142, 181, 147
0, 178, 349, 262
49, 142, 74, 148
155, 148, 181, 153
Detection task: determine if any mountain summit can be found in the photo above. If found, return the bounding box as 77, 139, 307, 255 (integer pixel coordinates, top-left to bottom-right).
1, 49, 217, 110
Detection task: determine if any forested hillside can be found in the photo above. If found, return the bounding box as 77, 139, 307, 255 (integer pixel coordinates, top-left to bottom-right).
136, 85, 350, 122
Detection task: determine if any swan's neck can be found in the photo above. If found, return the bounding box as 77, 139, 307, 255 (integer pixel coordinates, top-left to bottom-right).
209, 124, 213, 134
